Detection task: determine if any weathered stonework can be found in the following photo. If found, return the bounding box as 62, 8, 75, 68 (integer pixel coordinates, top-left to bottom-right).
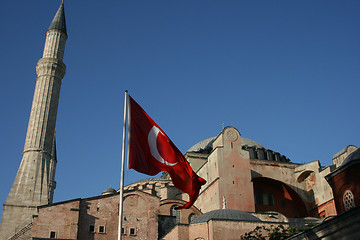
31, 191, 160, 240
0, 2, 67, 239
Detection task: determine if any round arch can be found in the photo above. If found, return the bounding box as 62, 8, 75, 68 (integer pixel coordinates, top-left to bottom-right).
297, 170, 315, 183
253, 177, 309, 218
160, 200, 202, 224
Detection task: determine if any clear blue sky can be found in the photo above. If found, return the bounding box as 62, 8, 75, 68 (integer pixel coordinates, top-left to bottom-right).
1, 0, 359, 214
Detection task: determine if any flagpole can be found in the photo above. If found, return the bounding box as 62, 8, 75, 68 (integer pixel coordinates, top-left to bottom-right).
118, 90, 128, 240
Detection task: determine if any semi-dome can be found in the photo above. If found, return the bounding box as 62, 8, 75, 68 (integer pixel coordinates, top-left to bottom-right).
190, 209, 261, 224
187, 136, 264, 153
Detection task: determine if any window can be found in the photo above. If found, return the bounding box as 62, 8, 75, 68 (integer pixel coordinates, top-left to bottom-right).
50, 231, 56, 238
257, 148, 266, 160
89, 225, 95, 233
130, 228, 136, 236
262, 193, 274, 206
188, 213, 196, 224
170, 205, 181, 223
343, 190, 355, 211
121, 227, 126, 235
99, 225, 105, 233
255, 188, 274, 206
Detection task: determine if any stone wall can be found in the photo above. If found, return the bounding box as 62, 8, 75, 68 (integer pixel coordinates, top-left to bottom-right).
31, 191, 160, 240
32, 200, 80, 239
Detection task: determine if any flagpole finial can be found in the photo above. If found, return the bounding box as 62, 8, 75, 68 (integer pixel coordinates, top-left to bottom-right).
222, 123, 225, 130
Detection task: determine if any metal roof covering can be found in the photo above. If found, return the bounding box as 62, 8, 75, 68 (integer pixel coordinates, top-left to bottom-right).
341, 148, 360, 166
48, 2, 67, 35
130, 178, 168, 185
102, 187, 116, 195
187, 136, 264, 153
326, 148, 360, 180
191, 209, 261, 224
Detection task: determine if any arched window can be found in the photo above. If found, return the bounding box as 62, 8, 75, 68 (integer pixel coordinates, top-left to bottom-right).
188, 213, 196, 224
343, 190, 355, 211
170, 205, 181, 223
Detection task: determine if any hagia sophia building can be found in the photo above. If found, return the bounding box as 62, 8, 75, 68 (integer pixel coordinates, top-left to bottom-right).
1, 2, 359, 240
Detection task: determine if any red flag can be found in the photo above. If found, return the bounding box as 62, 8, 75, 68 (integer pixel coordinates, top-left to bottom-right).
128, 95, 206, 209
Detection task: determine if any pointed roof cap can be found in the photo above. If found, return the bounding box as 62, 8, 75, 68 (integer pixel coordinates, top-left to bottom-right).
48, 1, 67, 36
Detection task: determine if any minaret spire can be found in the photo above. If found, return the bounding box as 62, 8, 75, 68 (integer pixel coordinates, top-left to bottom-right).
0, 2, 68, 239
48, 1, 67, 36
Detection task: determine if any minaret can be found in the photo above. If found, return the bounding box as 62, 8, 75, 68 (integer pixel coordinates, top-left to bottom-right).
0, 2, 67, 239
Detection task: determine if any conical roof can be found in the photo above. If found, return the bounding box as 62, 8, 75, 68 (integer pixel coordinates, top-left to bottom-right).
48, 2, 67, 36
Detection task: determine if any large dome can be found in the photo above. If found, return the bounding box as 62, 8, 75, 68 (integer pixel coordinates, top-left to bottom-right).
186, 134, 291, 162
187, 136, 264, 153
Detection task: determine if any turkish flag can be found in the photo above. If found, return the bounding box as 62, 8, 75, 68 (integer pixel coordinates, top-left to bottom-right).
128, 95, 206, 209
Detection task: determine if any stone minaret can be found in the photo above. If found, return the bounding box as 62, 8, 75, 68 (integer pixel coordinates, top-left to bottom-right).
0, 2, 67, 239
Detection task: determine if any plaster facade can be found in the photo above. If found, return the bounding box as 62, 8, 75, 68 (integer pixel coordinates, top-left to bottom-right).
0, 3, 67, 239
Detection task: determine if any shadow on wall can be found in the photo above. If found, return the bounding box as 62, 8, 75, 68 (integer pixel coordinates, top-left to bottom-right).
77, 200, 98, 240
251, 168, 319, 215
158, 215, 177, 239
252, 177, 310, 218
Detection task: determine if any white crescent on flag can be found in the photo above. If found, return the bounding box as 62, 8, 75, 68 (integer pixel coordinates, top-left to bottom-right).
148, 126, 178, 166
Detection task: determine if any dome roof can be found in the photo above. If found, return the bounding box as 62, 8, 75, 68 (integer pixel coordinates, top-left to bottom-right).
102, 187, 116, 195
191, 209, 261, 224
130, 177, 167, 185
187, 136, 264, 153
341, 148, 360, 166
326, 148, 360, 180
187, 137, 216, 153
242, 137, 264, 148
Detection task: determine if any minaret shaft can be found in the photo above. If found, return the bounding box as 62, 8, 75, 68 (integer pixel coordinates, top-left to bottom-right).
42, 30, 66, 61
24, 58, 65, 153
0, 2, 67, 239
